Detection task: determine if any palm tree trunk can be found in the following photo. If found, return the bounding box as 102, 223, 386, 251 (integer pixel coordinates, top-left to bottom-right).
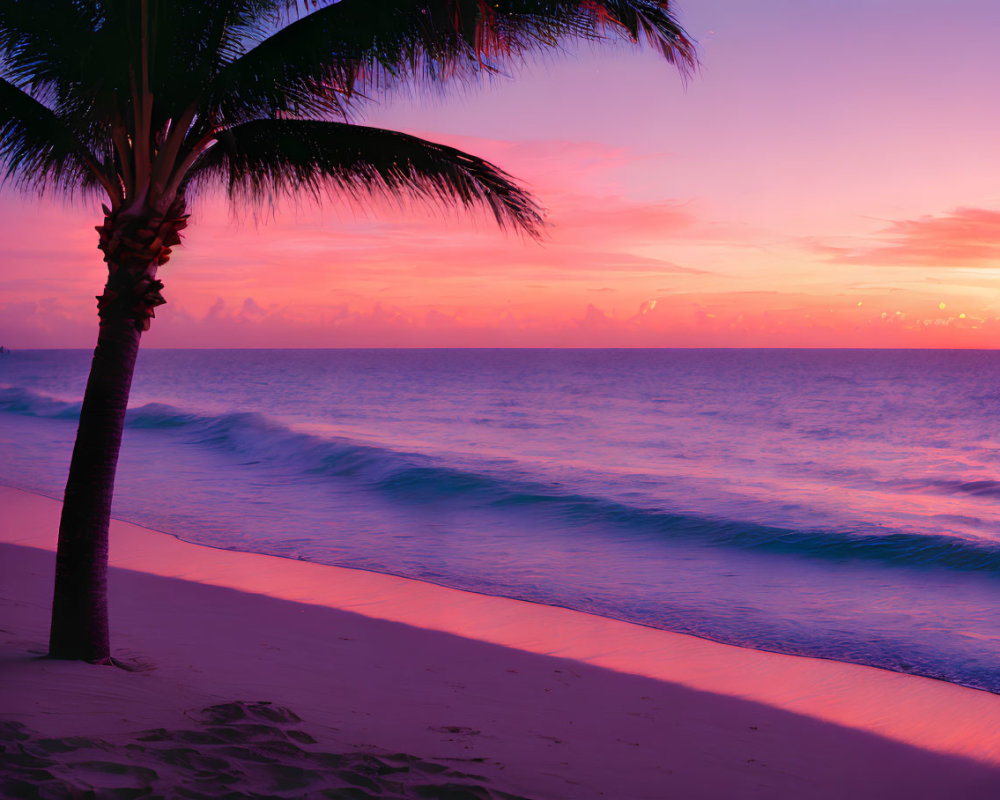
46, 200, 178, 662
48, 316, 142, 662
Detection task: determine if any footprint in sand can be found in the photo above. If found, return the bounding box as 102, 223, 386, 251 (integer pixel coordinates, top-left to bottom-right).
0, 703, 531, 799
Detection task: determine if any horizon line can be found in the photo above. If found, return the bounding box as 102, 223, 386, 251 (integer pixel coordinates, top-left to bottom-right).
7, 345, 1000, 353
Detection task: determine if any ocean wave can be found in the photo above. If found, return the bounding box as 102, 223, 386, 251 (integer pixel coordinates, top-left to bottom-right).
929, 479, 1000, 499
0, 386, 81, 419
5, 384, 1000, 577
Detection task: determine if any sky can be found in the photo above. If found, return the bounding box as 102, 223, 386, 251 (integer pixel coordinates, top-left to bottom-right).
3, 0, 1000, 348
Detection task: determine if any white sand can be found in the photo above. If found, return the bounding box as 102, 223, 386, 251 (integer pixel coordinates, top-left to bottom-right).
1, 484, 999, 798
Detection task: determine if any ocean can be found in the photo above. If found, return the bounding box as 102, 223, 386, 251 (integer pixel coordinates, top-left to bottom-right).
2, 348, 999, 692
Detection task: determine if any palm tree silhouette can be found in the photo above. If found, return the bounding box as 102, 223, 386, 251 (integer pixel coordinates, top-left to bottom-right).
0, 1, 695, 663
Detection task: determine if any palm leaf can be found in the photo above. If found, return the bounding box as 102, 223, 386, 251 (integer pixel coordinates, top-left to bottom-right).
1, 1, 693, 221
140, 1, 287, 121
0, 2, 126, 181
187, 119, 544, 236
206, 0, 696, 124
0, 1, 98, 89
0, 77, 109, 196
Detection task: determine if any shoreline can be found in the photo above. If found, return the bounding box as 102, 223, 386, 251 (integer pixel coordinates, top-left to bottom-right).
7, 477, 997, 697
2, 484, 1000, 797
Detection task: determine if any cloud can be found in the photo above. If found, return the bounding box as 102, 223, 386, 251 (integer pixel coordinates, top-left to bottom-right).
818, 207, 1000, 267
0, 130, 743, 351
0, 297, 96, 347
168, 187, 712, 301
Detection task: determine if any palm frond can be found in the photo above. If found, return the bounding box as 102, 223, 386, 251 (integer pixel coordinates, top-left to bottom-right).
0, 1, 99, 89
141, 2, 287, 119
0, 2, 128, 184
205, 1, 696, 124
0, 77, 110, 196
0, 0, 693, 227
186, 119, 544, 236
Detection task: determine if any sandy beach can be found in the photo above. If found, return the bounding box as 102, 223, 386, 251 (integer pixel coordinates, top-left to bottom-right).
2, 484, 999, 798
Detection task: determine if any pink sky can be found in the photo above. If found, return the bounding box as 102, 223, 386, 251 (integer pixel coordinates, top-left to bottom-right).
3, 0, 1000, 348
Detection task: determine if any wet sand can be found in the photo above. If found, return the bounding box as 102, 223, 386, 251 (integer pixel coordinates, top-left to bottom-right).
2, 485, 999, 798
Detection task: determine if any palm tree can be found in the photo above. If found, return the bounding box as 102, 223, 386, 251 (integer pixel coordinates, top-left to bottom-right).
0, 1, 695, 664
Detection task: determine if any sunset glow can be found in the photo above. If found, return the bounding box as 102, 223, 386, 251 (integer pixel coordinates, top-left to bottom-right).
3, 0, 1000, 349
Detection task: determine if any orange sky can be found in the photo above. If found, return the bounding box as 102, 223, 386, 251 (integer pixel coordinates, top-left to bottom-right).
3, 0, 1000, 348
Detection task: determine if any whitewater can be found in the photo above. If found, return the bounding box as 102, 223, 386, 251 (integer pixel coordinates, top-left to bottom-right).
2, 348, 999, 692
